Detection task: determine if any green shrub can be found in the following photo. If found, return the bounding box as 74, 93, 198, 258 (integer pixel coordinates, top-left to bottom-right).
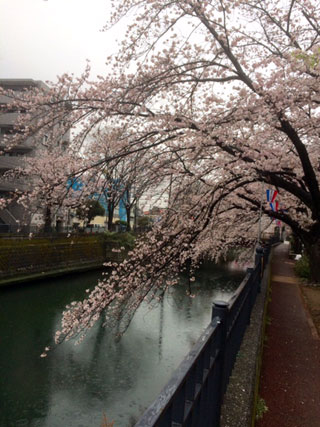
294, 253, 311, 279
137, 216, 152, 227
115, 219, 128, 226
103, 231, 136, 250
255, 397, 268, 420
289, 234, 303, 253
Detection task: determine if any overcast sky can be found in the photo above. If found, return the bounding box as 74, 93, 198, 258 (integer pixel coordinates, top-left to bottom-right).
0, 0, 123, 83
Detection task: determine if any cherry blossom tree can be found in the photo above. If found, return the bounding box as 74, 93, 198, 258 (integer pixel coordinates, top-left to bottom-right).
1, 0, 320, 350
85, 129, 166, 230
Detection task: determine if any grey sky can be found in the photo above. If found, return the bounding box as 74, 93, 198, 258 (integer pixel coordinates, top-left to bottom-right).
0, 0, 121, 83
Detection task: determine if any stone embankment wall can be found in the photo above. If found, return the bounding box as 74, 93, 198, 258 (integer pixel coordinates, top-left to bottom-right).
0, 234, 134, 286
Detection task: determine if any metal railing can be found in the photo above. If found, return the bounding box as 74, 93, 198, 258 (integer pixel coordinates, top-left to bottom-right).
135, 245, 271, 427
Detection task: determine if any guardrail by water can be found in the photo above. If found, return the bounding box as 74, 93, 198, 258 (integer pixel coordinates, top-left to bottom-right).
135, 245, 271, 427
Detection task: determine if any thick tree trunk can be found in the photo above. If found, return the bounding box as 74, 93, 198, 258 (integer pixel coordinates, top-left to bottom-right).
126, 206, 131, 231
304, 241, 320, 283
44, 206, 52, 233
108, 205, 114, 231
291, 233, 303, 253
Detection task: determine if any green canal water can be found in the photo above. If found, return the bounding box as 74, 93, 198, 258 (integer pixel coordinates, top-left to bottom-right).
0, 263, 244, 427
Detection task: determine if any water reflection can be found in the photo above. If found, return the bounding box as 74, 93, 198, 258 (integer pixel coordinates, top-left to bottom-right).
0, 263, 244, 427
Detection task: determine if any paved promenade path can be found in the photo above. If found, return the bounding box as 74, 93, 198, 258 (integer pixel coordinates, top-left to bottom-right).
256, 243, 320, 427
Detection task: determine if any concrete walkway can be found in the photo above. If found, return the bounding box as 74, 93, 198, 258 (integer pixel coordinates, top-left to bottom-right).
256, 243, 320, 427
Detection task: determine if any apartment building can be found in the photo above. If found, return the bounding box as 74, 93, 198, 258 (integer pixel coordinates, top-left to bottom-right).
0, 79, 70, 233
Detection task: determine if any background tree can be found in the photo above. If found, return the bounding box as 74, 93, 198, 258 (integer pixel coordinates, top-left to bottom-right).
86, 129, 160, 231
76, 199, 105, 227
137, 215, 152, 231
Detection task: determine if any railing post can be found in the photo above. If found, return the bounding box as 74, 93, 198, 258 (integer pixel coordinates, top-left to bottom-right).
211, 300, 229, 427
255, 245, 263, 266
263, 246, 270, 267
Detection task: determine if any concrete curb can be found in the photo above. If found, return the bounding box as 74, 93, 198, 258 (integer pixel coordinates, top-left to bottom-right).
220, 250, 272, 427
0, 262, 104, 287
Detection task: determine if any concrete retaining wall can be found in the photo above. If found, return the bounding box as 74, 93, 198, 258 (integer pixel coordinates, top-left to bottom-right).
0, 234, 132, 286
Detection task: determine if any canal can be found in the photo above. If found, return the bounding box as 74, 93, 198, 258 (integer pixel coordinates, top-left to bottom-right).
0, 263, 244, 427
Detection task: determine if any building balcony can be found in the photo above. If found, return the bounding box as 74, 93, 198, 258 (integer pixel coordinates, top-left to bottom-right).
0, 156, 24, 172
0, 112, 19, 126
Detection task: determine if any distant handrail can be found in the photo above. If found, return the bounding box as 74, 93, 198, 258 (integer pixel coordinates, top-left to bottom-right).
135, 245, 271, 427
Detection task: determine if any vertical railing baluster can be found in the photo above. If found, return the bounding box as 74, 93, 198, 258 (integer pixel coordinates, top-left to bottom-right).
246, 267, 254, 325
211, 300, 229, 426
172, 384, 185, 425
255, 246, 264, 292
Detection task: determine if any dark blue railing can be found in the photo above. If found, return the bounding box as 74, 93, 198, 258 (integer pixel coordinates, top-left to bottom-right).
135, 245, 271, 427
